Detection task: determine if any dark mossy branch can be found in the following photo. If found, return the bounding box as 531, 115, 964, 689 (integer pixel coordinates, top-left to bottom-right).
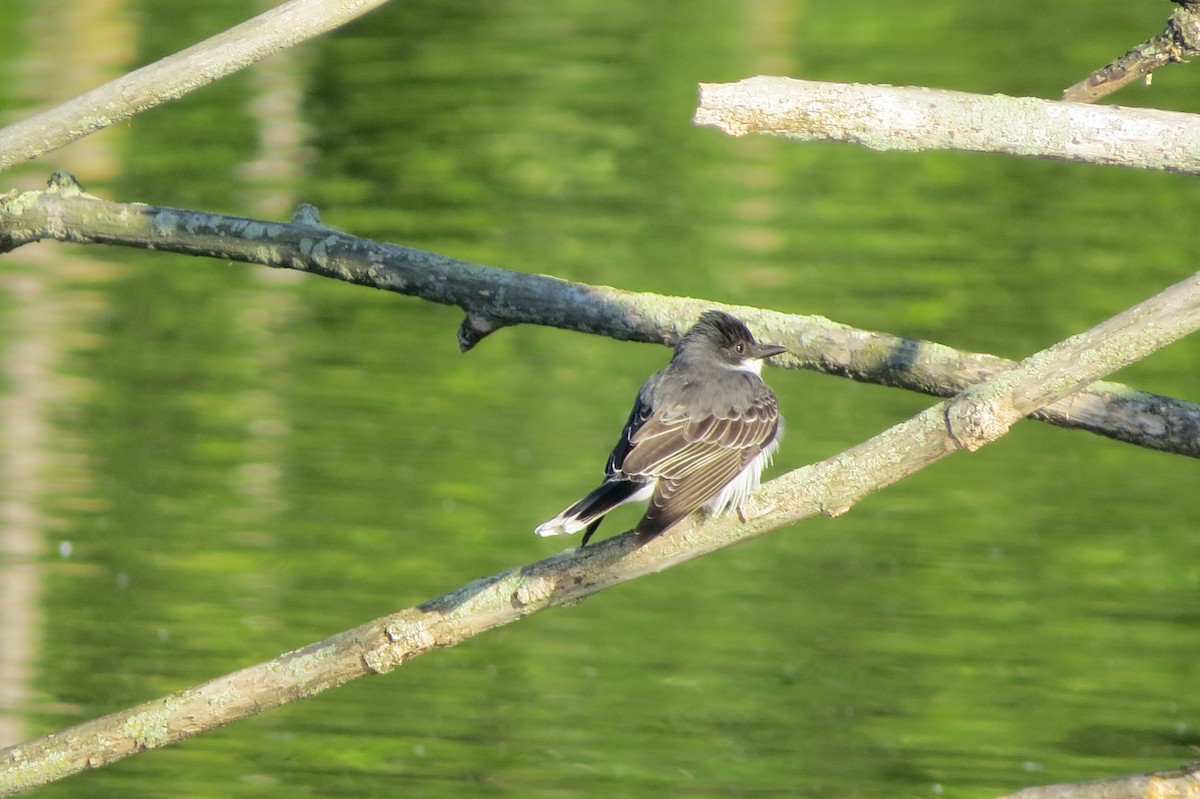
3, 173, 1199, 459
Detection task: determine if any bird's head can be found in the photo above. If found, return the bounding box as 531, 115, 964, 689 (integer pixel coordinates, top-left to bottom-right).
677, 310, 787, 374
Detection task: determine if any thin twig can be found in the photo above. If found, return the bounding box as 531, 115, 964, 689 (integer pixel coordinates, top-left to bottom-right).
1063, 4, 1200, 103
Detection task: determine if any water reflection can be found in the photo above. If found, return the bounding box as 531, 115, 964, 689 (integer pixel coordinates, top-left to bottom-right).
1, 1, 1198, 797
0, 0, 137, 753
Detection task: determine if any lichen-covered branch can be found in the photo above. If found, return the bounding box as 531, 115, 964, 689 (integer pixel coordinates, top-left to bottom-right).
3, 173, 1199, 458
0, 0, 392, 172
694, 77, 1200, 175
1001, 763, 1200, 799
1063, 3, 1200, 103
3, 262, 1200, 795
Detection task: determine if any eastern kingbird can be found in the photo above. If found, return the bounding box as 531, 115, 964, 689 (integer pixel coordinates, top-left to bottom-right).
535, 310, 786, 546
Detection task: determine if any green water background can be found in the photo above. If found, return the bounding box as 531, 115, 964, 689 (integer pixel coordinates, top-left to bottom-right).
1, 2, 1198, 797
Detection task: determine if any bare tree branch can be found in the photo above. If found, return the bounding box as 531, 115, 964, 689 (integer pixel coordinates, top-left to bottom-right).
694, 77, 1200, 174
3, 173, 1199, 458
0, 0, 393, 173
1063, 3, 1200, 103
1001, 762, 1200, 799
3, 258, 1199, 794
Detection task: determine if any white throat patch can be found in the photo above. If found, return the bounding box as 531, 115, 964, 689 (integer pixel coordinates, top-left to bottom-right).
732, 358, 764, 376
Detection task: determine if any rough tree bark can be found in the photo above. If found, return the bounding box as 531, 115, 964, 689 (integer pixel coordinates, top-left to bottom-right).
694, 77, 1200, 174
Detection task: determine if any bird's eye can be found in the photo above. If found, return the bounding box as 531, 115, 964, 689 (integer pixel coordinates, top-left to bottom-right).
735, 342, 745, 354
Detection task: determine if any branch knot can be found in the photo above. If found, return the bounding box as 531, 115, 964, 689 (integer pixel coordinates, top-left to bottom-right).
945, 395, 1012, 452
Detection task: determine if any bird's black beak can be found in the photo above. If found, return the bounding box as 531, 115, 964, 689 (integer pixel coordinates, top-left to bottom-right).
753, 343, 788, 359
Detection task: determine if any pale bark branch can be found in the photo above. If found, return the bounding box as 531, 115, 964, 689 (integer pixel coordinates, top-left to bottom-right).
0, 0, 393, 173
3, 173, 1199, 458
3, 257, 1199, 794
1001, 763, 1200, 799
1063, 3, 1200, 103
694, 77, 1200, 174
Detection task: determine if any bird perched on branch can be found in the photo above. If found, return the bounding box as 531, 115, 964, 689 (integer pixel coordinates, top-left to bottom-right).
535, 310, 786, 546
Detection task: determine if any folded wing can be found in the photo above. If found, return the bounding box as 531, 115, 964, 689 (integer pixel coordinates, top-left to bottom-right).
614, 392, 779, 537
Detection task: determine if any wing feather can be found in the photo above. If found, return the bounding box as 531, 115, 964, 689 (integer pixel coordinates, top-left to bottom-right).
621, 395, 778, 479
621, 389, 780, 538
605, 382, 657, 476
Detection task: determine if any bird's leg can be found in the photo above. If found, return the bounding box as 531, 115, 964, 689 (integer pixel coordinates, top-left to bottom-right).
580, 517, 605, 547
